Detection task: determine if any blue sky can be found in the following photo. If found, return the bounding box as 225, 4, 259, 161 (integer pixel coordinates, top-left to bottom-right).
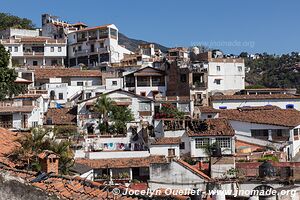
1, 0, 299, 54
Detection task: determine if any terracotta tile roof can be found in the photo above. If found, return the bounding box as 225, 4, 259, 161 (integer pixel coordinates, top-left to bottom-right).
186, 118, 235, 137
34, 68, 101, 80
175, 159, 211, 180
212, 94, 300, 101
14, 94, 42, 99
0, 106, 34, 113
199, 106, 220, 113
0, 128, 20, 167
219, 106, 300, 127
44, 107, 77, 125
76, 156, 167, 169
0, 166, 145, 200
151, 137, 181, 145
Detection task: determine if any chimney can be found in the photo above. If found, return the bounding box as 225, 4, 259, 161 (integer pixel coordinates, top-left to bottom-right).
38, 150, 60, 175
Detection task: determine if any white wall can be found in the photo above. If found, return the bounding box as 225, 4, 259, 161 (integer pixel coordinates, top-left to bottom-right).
150, 144, 180, 157
149, 161, 207, 191
212, 98, 300, 110
207, 61, 245, 92
86, 151, 150, 159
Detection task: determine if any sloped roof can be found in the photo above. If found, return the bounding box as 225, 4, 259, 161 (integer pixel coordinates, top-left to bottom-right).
44, 107, 77, 125
34, 68, 101, 80
76, 156, 167, 169
151, 137, 181, 145
219, 106, 300, 127
186, 118, 235, 137
0, 128, 20, 167
0, 106, 34, 113
0, 167, 144, 200
175, 159, 211, 180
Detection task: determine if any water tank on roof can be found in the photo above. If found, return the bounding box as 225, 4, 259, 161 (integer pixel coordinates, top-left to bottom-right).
192, 47, 200, 55
259, 161, 276, 178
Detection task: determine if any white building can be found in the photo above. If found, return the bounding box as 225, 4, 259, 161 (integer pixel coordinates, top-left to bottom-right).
123, 66, 167, 99
149, 159, 210, 191
77, 89, 155, 134
34, 68, 103, 105
202, 52, 245, 94
0, 29, 67, 67
220, 106, 300, 160
181, 118, 236, 159
0, 94, 48, 130
212, 94, 300, 110
67, 24, 132, 67
149, 137, 182, 158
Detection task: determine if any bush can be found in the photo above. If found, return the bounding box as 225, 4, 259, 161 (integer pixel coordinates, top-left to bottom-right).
54, 125, 78, 137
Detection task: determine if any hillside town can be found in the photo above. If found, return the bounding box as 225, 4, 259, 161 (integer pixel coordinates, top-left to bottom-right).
0, 13, 300, 200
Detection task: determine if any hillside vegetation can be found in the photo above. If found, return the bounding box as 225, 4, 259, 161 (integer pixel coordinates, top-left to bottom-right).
244, 52, 300, 92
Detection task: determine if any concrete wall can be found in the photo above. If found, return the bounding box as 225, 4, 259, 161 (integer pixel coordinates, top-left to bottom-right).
149, 161, 206, 191
212, 99, 300, 110
207, 61, 245, 92
150, 144, 180, 157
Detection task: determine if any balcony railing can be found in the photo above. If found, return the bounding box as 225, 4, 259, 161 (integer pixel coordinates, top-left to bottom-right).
24, 51, 44, 56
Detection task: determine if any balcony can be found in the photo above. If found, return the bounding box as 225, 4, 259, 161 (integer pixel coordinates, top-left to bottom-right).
24, 51, 44, 56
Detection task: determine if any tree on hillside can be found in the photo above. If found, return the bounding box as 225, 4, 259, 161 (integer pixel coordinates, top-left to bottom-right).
0, 44, 26, 100
0, 13, 35, 30
244, 52, 300, 92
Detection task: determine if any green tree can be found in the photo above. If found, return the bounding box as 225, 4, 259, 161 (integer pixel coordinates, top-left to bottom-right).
0, 44, 26, 100
11, 128, 74, 174
111, 106, 134, 135
0, 13, 35, 30
93, 94, 115, 133
93, 94, 134, 135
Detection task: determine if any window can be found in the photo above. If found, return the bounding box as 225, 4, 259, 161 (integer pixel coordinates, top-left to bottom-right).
180, 142, 185, 149
180, 74, 187, 83
216, 138, 231, 148
215, 79, 221, 85
216, 66, 221, 71
238, 66, 242, 72
294, 129, 299, 136
77, 82, 84, 86
137, 76, 150, 87
8, 46, 12, 52
86, 93, 92, 99
139, 102, 151, 111
58, 47, 62, 52
78, 45, 82, 51
251, 130, 268, 138
50, 47, 54, 52
207, 115, 212, 118
152, 76, 165, 86
73, 47, 76, 52
168, 149, 175, 157
140, 92, 146, 96
99, 42, 104, 48
178, 103, 190, 112
14, 46, 18, 52
33, 61, 38, 66
58, 93, 63, 100
112, 81, 117, 86
195, 138, 209, 149
32, 121, 38, 127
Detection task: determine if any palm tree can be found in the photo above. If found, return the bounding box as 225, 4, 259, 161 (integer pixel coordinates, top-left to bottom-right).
11, 127, 74, 174
93, 94, 115, 134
